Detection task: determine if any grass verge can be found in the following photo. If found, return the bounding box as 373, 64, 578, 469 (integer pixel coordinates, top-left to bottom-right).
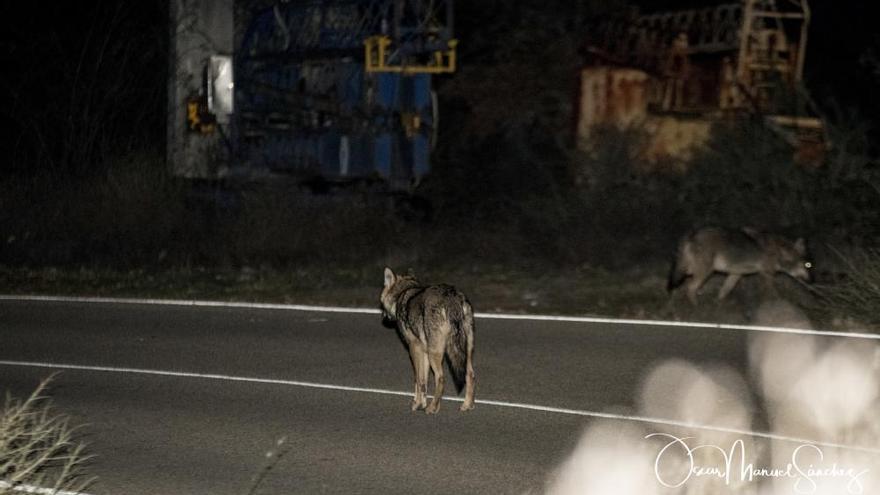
0, 262, 840, 330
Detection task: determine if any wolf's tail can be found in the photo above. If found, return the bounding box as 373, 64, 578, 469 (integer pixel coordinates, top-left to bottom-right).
445, 296, 474, 394
667, 238, 689, 292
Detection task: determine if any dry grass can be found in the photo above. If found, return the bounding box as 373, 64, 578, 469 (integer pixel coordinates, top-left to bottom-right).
817, 248, 880, 327
0, 378, 93, 495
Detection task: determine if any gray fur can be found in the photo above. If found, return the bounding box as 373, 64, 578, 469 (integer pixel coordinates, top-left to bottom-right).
380, 268, 476, 414
668, 227, 812, 304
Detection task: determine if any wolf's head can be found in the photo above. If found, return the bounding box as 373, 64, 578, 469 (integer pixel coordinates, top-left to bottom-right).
380, 267, 419, 322
774, 237, 813, 283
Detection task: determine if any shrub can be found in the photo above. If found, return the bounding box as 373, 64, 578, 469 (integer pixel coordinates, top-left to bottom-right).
0, 378, 93, 495
818, 248, 880, 327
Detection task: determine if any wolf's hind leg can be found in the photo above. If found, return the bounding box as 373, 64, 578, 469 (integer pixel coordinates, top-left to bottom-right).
409, 345, 428, 411
685, 270, 711, 305
417, 350, 429, 409
717, 274, 742, 300
460, 334, 475, 411
425, 351, 445, 414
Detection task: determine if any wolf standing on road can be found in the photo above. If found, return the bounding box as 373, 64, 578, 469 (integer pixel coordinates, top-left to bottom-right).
668, 227, 812, 304
380, 267, 476, 414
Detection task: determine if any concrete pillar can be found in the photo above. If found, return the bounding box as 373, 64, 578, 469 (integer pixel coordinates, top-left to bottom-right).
166, 0, 234, 178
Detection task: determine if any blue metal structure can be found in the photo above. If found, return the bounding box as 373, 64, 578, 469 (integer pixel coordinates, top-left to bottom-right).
232, 0, 455, 189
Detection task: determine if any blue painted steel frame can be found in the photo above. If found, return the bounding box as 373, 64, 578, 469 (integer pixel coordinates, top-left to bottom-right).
232, 0, 452, 187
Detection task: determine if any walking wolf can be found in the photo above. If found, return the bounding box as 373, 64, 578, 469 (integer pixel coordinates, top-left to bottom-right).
380, 268, 476, 414
668, 227, 812, 304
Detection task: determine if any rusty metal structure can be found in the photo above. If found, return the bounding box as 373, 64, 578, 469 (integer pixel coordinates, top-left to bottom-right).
577, 0, 823, 164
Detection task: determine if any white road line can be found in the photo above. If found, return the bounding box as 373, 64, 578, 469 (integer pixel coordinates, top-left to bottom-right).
1, 294, 878, 340
0, 480, 92, 495
475, 312, 880, 340
0, 294, 380, 315
2, 359, 878, 456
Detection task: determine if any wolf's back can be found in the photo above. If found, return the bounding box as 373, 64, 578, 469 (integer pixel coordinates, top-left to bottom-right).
441, 287, 474, 393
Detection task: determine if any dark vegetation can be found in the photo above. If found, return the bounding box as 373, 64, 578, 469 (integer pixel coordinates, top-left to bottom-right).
1, 0, 879, 321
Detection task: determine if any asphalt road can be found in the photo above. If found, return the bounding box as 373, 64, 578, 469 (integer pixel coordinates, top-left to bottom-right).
0, 298, 755, 494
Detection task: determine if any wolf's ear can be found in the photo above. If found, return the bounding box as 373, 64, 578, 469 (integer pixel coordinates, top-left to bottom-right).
383, 267, 395, 288
794, 238, 806, 254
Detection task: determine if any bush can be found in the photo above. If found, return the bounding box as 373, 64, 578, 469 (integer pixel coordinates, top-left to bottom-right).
818, 248, 880, 326
219, 189, 406, 267
570, 126, 684, 267
680, 119, 880, 241
0, 378, 93, 494
2, 112, 878, 278
0, 153, 190, 268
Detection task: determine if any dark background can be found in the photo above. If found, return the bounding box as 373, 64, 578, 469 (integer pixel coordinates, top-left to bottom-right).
1, 1, 877, 177
0, 1, 878, 275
